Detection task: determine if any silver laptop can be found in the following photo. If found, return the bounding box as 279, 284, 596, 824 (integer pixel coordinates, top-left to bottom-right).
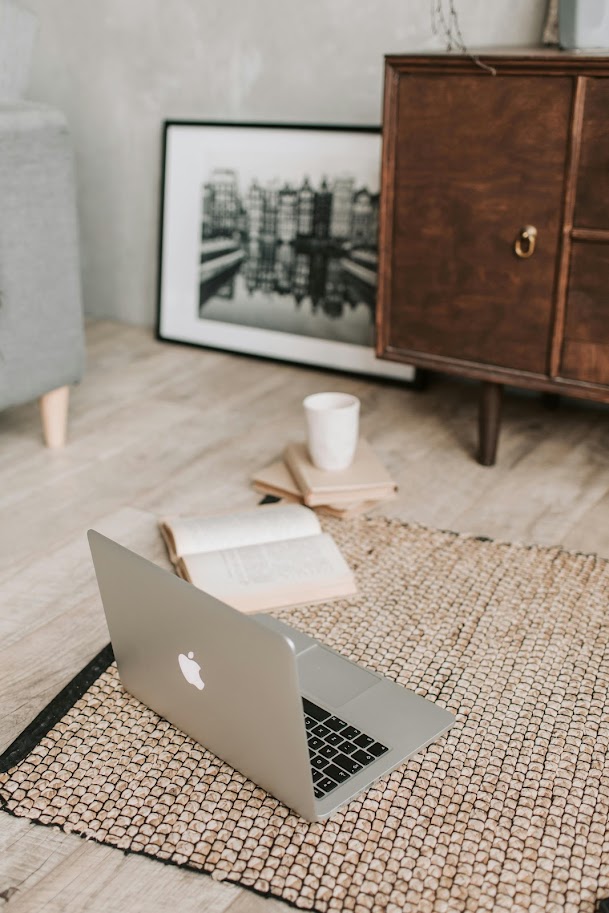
88, 529, 455, 822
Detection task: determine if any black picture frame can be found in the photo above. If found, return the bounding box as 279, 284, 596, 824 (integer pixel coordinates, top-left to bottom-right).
156, 120, 415, 382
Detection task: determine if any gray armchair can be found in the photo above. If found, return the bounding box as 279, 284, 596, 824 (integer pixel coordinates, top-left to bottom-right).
0, 1, 85, 446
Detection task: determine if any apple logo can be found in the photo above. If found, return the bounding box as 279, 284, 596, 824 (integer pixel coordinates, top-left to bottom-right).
178, 651, 205, 691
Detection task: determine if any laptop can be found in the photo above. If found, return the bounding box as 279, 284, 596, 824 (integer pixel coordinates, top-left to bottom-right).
88, 529, 455, 822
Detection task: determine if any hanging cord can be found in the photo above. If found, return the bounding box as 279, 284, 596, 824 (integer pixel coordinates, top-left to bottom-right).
430, 0, 497, 76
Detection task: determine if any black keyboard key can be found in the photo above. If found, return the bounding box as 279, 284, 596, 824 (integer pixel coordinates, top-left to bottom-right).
354, 733, 374, 749
325, 716, 348, 732
319, 743, 338, 759
341, 726, 361, 740
326, 731, 344, 747
324, 763, 350, 784
316, 776, 337, 794
338, 740, 358, 754
303, 699, 330, 722
311, 755, 329, 770
308, 736, 324, 752
314, 787, 324, 799
312, 769, 323, 783
334, 753, 363, 775
312, 723, 331, 739
352, 748, 375, 767
304, 716, 315, 729
369, 741, 389, 758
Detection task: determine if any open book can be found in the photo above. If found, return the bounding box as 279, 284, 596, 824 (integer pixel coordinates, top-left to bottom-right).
159, 503, 357, 613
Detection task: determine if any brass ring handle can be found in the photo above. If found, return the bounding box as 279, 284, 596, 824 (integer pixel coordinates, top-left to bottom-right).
514, 225, 538, 259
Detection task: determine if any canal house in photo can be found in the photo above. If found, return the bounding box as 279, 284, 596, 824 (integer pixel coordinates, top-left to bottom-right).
198, 169, 379, 328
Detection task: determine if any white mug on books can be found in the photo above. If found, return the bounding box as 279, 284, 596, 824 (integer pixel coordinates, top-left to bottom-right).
303, 392, 360, 472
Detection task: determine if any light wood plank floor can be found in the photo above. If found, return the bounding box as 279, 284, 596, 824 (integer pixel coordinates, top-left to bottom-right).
2, 320, 609, 912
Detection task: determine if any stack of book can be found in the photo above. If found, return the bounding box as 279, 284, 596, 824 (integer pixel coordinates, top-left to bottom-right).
251, 439, 397, 518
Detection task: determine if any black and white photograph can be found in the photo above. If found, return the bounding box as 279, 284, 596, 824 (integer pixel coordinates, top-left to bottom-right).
157, 121, 414, 379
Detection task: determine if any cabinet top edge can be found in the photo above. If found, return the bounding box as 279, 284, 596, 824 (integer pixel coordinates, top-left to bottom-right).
385, 48, 609, 74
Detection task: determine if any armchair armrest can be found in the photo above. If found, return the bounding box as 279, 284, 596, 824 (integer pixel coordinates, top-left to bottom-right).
0, 101, 85, 412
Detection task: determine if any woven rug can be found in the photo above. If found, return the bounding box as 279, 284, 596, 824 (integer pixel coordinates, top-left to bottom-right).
2, 516, 609, 913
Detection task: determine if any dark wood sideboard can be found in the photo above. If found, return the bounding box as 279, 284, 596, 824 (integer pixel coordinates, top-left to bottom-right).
376, 50, 609, 464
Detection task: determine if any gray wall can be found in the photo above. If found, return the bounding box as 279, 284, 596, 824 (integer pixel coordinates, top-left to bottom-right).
25, 0, 547, 326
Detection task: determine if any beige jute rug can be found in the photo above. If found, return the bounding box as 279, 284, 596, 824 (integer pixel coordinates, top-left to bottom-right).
1, 516, 609, 913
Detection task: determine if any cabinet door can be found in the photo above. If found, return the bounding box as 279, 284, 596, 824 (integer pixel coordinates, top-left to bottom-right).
382, 74, 572, 374
575, 78, 609, 228
560, 242, 609, 385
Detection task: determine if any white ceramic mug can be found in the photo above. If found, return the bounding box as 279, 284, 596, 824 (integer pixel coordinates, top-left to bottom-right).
303, 392, 360, 471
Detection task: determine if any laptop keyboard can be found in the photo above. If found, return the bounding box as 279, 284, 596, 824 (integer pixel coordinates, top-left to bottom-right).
302, 697, 390, 800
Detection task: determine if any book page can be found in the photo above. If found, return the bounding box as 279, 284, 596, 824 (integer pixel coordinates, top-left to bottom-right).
182, 533, 356, 612
160, 503, 321, 558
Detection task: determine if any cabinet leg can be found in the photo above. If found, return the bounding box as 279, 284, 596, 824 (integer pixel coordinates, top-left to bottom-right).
412, 368, 430, 392
477, 382, 503, 466
541, 392, 561, 410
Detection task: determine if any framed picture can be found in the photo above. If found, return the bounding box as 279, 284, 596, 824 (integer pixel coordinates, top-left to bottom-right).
157, 120, 414, 381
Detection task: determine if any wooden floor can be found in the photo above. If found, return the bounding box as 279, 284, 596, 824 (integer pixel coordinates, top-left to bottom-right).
2, 320, 609, 912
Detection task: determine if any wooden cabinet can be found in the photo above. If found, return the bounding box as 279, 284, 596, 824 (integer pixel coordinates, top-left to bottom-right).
377, 52, 609, 464
561, 242, 609, 385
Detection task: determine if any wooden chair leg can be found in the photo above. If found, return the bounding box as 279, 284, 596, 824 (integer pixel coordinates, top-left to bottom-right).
39, 385, 70, 448
477, 382, 503, 466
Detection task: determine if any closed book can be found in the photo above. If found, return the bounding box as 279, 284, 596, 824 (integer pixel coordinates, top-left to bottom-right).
283, 440, 397, 507
251, 459, 382, 517
250, 460, 304, 503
